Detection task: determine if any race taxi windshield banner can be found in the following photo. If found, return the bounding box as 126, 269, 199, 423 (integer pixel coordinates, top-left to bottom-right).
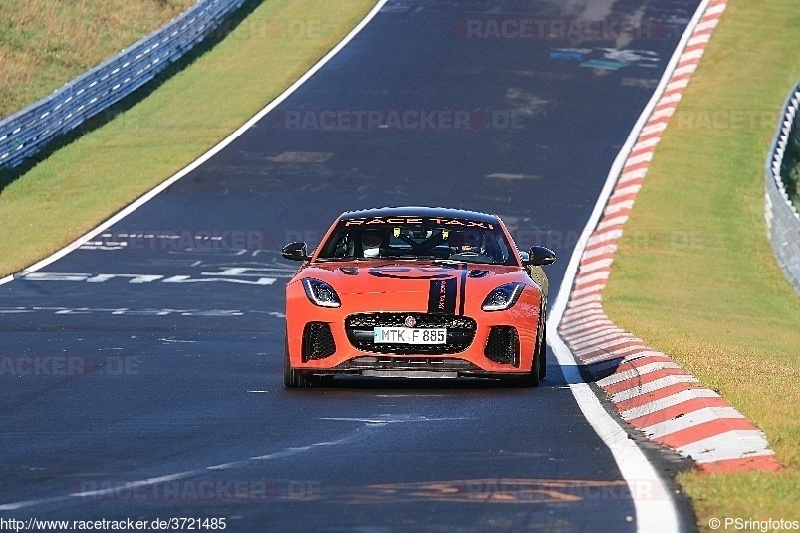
343, 216, 495, 230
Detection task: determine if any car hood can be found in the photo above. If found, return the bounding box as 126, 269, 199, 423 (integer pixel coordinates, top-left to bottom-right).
300, 260, 523, 289
293, 261, 535, 314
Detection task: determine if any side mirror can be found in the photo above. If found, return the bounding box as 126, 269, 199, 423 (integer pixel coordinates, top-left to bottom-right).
525, 246, 556, 267
282, 242, 309, 262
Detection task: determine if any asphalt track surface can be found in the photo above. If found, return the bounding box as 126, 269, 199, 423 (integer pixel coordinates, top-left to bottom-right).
0, 0, 702, 531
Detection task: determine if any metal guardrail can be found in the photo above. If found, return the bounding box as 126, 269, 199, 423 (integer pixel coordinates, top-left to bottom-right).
0, 0, 245, 170
765, 79, 800, 295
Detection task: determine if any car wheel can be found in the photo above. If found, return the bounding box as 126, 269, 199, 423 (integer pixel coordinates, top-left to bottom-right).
284, 335, 312, 388
518, 313, 545, 388
538, 316, 547, 380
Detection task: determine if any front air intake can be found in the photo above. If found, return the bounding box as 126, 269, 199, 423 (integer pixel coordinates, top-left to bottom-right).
302, 322, 336, 361
484, 326, 519, 366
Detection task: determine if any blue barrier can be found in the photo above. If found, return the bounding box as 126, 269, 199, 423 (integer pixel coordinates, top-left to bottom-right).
0, 0, 245, 170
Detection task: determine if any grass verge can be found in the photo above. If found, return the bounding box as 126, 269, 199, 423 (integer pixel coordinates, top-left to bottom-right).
0, 0, 377, 277
0, 0, 195, 120
603, 0, 800, 526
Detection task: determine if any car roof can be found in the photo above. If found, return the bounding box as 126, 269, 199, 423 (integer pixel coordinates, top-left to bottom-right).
339, 206, 500, 225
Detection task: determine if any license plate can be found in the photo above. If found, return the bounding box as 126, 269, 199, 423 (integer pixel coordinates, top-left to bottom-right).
373, 327, 446, 344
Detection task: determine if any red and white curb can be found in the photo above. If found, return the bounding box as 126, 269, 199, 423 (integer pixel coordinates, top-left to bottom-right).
556, 0, 780, 473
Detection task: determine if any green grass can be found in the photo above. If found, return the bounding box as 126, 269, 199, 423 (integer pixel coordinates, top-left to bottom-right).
0, 0, 195, 120
603, 0, 800, 526
0, 0, 377, 276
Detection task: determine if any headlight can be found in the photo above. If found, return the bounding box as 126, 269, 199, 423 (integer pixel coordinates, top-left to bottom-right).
482, 282, 524, 311
302, 278, 341, 308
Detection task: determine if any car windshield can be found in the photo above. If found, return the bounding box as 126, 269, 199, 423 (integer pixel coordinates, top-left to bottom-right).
316, 216, 518, 265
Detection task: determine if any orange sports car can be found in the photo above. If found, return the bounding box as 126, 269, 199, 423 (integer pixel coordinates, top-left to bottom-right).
281, 207, 555, 387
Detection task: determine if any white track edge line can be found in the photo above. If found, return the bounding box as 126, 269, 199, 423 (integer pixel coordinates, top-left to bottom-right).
0, 0, 389, 287
547, 1, 713, 532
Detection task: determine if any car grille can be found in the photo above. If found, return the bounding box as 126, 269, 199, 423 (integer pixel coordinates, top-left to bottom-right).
484, 326, 520, 366
345, 313, 477, 355
302, 322, 336, 361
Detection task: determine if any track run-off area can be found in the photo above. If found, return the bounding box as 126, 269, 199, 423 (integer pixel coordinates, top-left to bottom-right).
0, 0, 750, 531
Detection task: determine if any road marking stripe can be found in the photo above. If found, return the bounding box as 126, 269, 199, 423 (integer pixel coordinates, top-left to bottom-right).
567, 325, 624, 344
567, 293, 603, 307
626, 151, 655, 167
560, 311, 603, 323
615, 382, 706, 412
562, 301, 604, 316
559, 317, 609, 331
597, 360, 679, 382
698, 455, 781, 473
570, 285, 604, 300
631, 137, 661, 152
589, 352, 672, 375
573, 264, 616, 280
560, 324, 617, 341
580, 251, 616, 265
680, 430, 775, 465
580, 342, 649, 363
571, 278, 610, 294
628, 396, 732, 428
571, 269, 611, 285
576, 258, 614, 274
587, 228, 623, 247
620, 389, 722, 421
643, 407, 745, 439
612, 375, 699, 403
657, 419, 760, 449
585, 235, 622, 252
574, 270, 611, 286
607, 189, 640, 204
640, 121, 668, 137
601, 366, 688, 393
570, 331, 634, 351
605, 199, 637, 215
648, 106, 676, 121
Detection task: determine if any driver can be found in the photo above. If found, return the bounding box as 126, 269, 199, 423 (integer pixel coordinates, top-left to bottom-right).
361, 229, 384, 258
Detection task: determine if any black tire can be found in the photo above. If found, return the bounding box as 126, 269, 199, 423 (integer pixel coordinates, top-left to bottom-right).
519, 307, 546, 388
538, 321, 547, 380
284, 335, 312, 388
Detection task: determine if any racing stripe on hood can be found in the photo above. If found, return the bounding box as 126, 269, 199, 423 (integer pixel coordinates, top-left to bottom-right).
457, 264, 468, 315
427, 277, 457, 314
